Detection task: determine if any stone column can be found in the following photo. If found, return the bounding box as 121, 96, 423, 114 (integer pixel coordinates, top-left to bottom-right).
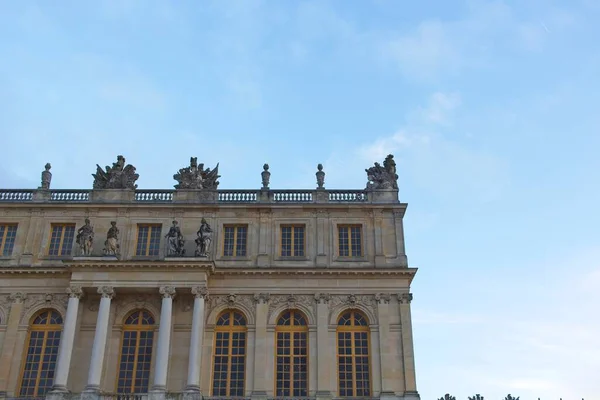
85, 286, 115, 392
376, 294, 395, 400
0, 293, 26, 395
314, 293, 332, 400
398, 293, 419, 400
251, 293, 269, 398
185, 286, 208, 395
50, 286, 84, 394
152, 286, 176, 395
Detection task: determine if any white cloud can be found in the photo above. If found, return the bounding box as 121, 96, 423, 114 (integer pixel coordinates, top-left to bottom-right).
355, 91, 507, 203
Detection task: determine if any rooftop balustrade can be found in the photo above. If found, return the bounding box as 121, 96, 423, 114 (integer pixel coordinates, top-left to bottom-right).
0, 188, 392, 204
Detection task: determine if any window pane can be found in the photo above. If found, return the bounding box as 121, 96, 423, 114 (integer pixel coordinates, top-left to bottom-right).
19, 312, 62, 397
212, 311, 247, 396
1, 225, 17, 256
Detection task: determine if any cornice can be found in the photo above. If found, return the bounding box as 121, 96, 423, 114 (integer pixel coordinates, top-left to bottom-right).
0, 268, 68, 275
65, 260, 216, 271
213, 267, 417, 278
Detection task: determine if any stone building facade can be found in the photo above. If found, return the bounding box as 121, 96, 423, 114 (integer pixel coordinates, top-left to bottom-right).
0, 156, 419, 400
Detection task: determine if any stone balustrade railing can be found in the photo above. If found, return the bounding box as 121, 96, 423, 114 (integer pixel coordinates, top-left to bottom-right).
0, 188, 397, 204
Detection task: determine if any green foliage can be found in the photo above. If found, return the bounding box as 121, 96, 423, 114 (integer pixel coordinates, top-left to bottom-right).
468, 394, 484, 400
438, 394, 456, 400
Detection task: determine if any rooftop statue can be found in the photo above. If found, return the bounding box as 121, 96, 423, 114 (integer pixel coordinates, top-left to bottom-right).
173, 157, 220, 190
92, 155, 139, 190
365, 154, 398, 190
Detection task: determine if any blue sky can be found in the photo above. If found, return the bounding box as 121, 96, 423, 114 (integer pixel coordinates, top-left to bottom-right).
1, 0, 599, 399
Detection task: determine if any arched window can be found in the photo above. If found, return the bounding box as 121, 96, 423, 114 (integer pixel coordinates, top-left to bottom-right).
117, 310, 155, 393
212, 310, 247, 396
275, 309, 308, 397
18, 309, 63, 397
337, 310, 371, 397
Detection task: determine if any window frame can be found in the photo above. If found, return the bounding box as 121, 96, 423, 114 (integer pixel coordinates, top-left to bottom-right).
17, 309, 63, 397
116, 310, 156, 394
280, 224, 306, 258
274, 309, 309, 397
135, 224, 162, 257
211, 310, 248, 397
222, 224, 249, 257
47, 223, 76, 256
0, 223, 18, 257
336, 310, 372, 398
337, 224, 363, 257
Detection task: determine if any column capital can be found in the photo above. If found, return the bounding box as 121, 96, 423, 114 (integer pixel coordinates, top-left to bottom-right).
159, 286, 177, 299
97, 286, 115, 299
67, 285, 84, 299
191, 285, 209, 299
314, 292, 330, 304
398, 292, 413, 304
9, 292, 27, 303
375, 293, 391, 304
253, 292, 270, 304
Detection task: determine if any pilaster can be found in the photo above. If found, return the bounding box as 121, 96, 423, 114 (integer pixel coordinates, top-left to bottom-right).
0, 293, 26, 395
314, 293, 332, 400
251, 293, 270, 399
398, 293, 419, 399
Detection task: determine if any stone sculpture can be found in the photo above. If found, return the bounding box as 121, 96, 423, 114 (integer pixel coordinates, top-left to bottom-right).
165, 220, 185, 256
195, 218, 213, 257
173, 157, 220, 190
365, 154, 398, 190
316, 163, 325, 189
261, 164, 270, 190
92, 155, 139, 190
76, 219, 94, 256
103, 221, 120, 256
39, 163, 52, 190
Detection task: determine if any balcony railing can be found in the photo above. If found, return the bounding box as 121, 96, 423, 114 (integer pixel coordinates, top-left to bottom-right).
0, 188, 385, 204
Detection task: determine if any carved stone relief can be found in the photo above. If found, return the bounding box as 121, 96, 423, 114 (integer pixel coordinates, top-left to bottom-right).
206, 294, 256, 322
328, 294, 377, 323
21, 293, 68, 324
267, 294, 314, 321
